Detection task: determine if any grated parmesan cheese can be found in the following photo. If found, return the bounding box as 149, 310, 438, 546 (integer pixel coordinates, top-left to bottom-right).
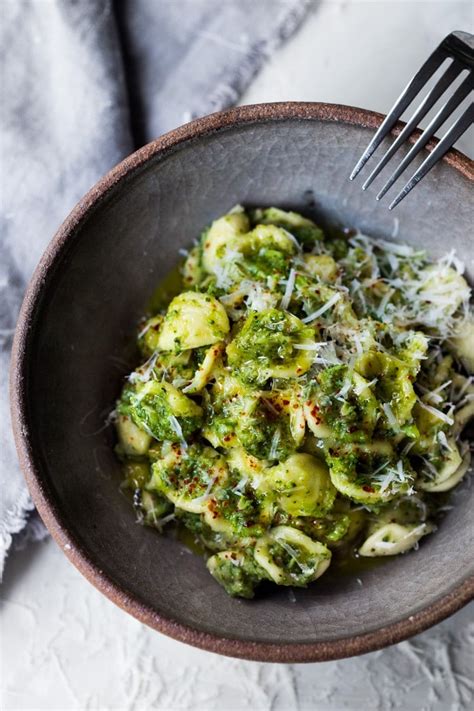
168, 415, 188, 450
293, 341, 327, 350
302, 292, 341, 323
280, 228, 303, 252
417, 400, 454, 426
280, 268, 296, 310
268, 428, 281, 460
129, 351, 159, 384
437, 431, 452, 451
382, 402, 398, 430
193, 475, 218, 503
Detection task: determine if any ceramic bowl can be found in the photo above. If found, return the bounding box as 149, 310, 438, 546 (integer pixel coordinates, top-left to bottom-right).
11, 103, 474, 662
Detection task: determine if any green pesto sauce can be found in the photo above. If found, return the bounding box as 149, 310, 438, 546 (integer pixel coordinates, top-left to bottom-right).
148, 260, 184, 313
114, 206, 472, 599
174, 524, 208, 557
174, 522, 389, 577
120, 466, 392, 580
325, 548, 389, 579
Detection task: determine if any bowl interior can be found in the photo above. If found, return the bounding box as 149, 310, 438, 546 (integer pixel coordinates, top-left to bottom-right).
22, 110, 473, 653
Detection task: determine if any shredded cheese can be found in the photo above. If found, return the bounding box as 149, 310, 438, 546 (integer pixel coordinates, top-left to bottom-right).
193, 475, 218, 503
302, 292, 341, 323
269, 428, 281, 460
280, 268, 296, 310
168, 415, 188, 450
382, 402, 398, 430
280, 228, 303, 252
129, 351, 159, 383
417, 400, 454, 426
437, 431, 452, 451
137, 321, 153, 339
293, 341, 327, 350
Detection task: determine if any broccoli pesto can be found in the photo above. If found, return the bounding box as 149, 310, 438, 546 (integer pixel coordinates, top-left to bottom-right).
115, 205, 473, 598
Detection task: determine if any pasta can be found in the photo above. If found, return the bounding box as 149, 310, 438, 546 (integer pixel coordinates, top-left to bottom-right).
115, 206, 473, 598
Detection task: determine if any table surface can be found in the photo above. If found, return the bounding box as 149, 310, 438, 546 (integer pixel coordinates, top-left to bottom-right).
2, 2, 473, 710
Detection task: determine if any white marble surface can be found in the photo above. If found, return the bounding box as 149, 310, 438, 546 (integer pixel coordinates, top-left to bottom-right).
2, 2, 474, 710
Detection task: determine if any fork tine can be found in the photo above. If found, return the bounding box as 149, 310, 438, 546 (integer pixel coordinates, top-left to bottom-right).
349, 45, 447, 180
361, 60, 464, 190
376, 73, 473, 200
388, 102, 474, 210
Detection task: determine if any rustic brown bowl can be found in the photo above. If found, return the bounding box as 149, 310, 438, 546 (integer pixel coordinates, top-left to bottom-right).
11, 103, 474, 662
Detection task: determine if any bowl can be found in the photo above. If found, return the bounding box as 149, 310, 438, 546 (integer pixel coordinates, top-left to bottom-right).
11, 103, 474, 662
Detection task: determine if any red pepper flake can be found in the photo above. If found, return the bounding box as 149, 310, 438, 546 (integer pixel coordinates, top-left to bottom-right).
363, 485, 374, 493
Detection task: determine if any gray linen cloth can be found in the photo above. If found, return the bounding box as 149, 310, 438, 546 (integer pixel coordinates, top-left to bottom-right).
0, 0, 312, 577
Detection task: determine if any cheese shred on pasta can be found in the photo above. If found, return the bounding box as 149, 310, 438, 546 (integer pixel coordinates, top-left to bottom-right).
114, 206, 473, 598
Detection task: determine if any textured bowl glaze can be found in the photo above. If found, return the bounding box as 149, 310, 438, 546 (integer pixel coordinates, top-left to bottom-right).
11, 103, 474, 662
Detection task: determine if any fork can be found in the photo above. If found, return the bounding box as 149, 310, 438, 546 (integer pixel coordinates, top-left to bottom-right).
350, 31, 474, 209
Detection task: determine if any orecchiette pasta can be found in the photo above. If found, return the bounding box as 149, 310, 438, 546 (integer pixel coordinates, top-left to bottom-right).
254, 526, 331, 585
359, 522, 432, 557
157, 291, 230, 351
115, 206, 472, 598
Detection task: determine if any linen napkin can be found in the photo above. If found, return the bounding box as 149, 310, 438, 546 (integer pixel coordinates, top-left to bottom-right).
0, 0, 313, 577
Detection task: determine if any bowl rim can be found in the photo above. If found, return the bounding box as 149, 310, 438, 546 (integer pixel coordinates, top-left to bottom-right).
10, 101, 474, 663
